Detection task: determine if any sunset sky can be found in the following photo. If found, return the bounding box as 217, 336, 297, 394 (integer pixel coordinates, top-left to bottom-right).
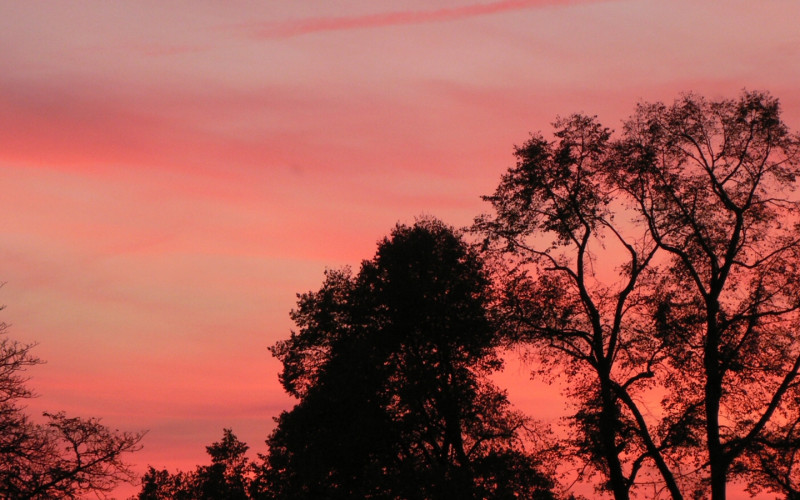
2, 1, 799, 497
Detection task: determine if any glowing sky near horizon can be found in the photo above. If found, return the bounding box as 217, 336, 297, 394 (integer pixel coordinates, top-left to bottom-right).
2, 1, 799, 497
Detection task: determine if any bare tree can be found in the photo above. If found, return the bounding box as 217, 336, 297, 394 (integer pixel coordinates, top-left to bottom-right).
0, 312, 144, 499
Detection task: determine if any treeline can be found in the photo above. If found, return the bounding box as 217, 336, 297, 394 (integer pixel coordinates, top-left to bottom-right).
138, 220, 560, 500
3, 90, 800, 499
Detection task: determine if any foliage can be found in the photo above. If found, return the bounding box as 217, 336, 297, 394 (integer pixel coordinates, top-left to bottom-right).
614, 91, 800, 499
137, 428, 253, 500
0, 316, 143, 499
476, 90, 800, 500
476, 112, 671, 499
138, 466, 195, 500
260, 218, 558, 499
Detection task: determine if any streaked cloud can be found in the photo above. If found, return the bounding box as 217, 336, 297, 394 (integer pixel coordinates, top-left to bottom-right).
251, 0, 597, 39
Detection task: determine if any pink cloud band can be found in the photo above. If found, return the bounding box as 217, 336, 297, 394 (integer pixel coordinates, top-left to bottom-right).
254, 0, 591, 39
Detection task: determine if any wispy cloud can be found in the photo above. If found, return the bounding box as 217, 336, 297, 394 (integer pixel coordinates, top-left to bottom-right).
253, 0, 590, 39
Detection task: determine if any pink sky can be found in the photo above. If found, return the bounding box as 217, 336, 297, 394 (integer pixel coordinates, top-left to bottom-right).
2, 1, 799, 497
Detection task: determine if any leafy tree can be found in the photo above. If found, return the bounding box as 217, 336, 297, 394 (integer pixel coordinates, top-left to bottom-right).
475, 113, 673, 499
193, 428, 252, 499
0, 313, 143, 499
614, 91, 800, 499
138, 466, 194, 500
476, 90, 800, 500
741, 411, 800, 498
259, 219, 557, 499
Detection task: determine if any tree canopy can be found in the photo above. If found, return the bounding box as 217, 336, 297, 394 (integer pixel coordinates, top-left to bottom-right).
260, 219, 557, 499
476, 90, 800, 500
138, 429, 252, 500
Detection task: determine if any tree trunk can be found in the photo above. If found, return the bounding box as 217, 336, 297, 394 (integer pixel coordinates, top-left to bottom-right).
600, 377, 629, 500
705, 306, 727, 500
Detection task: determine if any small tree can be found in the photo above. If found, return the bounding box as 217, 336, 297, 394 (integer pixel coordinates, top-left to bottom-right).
0, 314, 143, 499
137, 429, 253, 500
195, 429, 251, 499
138, 466, 194, 500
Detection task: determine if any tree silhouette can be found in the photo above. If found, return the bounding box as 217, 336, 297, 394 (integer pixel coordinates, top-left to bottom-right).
0, 313, 143, 499
194, 428, 252, 499
259, 219, 557, 499
138, 466, 194, 500
476, 113, 672, 499
476, 90, 800, 500
614, 91, 800, 499
137, 428, 253, 499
